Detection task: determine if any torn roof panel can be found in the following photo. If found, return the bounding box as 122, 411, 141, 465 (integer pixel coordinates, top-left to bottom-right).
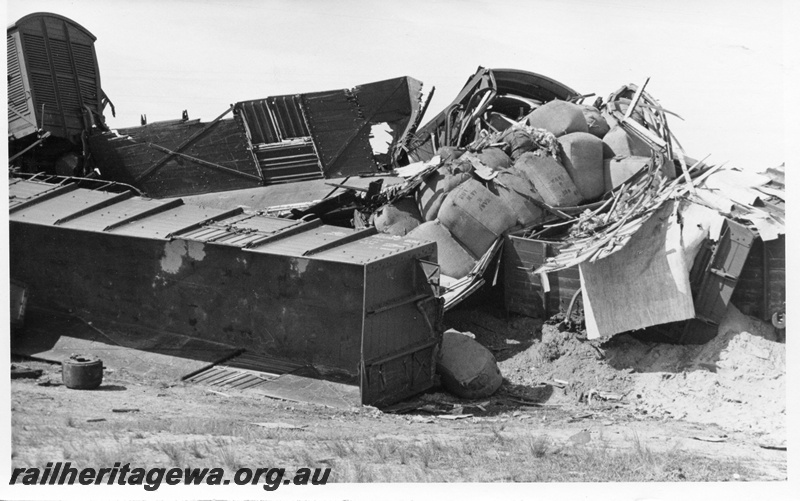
405, 67, 578, 162
489, 68, 580, 103
690, 166, 785, 241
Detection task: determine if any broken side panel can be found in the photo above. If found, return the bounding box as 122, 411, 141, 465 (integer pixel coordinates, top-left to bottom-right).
88, 116, 262, 198
92, 76, 425, 198
301, 76, 424, 177
235, 76, 425, 182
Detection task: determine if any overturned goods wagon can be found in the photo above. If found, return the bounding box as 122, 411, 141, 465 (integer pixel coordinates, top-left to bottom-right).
9, 175, 443, 407
7, 13, 112, 171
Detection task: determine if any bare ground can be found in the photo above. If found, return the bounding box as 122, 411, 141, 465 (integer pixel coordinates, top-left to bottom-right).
8, 300, 788, 486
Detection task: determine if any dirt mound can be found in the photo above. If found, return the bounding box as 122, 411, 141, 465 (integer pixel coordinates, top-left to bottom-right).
609, 304, 785, 439
446, 303, 785, 441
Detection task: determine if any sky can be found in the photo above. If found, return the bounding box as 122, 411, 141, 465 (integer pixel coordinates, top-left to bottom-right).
5, 0, 796, 172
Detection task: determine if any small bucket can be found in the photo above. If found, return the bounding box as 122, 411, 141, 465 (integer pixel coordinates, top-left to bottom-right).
62, 354, 103, 390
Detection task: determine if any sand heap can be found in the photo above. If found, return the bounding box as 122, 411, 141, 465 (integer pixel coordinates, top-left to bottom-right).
476, 302, 785, 440
610, 304, 785, 439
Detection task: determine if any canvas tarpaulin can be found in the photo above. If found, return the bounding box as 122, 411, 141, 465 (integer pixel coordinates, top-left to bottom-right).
580, 199, 725, 339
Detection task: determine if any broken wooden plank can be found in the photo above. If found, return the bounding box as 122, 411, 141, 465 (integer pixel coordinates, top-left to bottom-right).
623, 78, 649, 121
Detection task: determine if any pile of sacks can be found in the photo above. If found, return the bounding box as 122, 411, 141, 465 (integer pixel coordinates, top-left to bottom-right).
374, 99, 655, 279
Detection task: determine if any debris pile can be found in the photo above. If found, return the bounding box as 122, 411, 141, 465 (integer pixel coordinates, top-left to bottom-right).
377, 70, 784, 350
377, 75, 676, 299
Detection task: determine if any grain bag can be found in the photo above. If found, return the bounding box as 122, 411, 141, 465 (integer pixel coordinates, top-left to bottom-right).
558, 132, 605, 200
437, 179, 518, 258
602, 125, 652, 158
513, 152, 583, 207
373, 197, 424, 236
525, 100, 588, 137
437, 329, 503, 399
579, 104, 610, 138
476, 147, 511, 171
498, 127, 535, 160
415, 166, 472, 221
406, 221, 476, 279
489, 170, 545, 228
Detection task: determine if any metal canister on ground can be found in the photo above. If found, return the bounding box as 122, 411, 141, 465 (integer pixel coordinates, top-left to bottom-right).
62, 354, 103, 389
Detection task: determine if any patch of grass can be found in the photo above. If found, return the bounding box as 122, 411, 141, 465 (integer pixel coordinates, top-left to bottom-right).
417, 442, 435, 468
419, 439, 451, 468
527, 434, 551, 458
157, 441, 185, 466
490, 425, 508, 445
327, 438, 355, 459
337, 460, 375, 482
216, 443, 241, 471
373, 439, 398, 462
398, 444, 412, 465
296, 447, 317, 466
515, 433, 753, 482
212, 436, 231, 448
460, 440, 479, 458
84, 442, 139, 469
189, 440, 206, 459
326, 428, 757, 483
631, 431, 655, 467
